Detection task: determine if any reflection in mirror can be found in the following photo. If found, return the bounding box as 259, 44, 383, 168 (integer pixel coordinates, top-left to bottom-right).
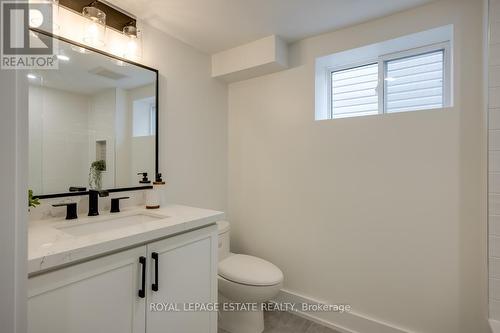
28, 31, 157, 196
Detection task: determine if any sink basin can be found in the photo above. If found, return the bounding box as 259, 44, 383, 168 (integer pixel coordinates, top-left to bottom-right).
57, 213, 168, 237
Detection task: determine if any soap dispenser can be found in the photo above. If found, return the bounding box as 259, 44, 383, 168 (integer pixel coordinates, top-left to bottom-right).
146, 173, 165, 209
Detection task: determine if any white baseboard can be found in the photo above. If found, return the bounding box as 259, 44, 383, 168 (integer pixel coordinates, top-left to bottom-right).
273, 289, 412, 333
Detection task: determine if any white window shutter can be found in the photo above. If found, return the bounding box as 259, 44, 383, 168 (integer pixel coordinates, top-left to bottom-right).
385, 50, 444, 113
331, 63, 379, 118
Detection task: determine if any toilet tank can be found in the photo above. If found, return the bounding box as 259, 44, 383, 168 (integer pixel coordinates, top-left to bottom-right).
217, 220, 230, 261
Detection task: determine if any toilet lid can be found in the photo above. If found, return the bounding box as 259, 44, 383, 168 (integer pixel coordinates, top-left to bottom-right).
218, 254, 283, 286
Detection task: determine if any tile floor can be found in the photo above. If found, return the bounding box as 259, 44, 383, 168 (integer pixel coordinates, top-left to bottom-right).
218, 310, 341, 333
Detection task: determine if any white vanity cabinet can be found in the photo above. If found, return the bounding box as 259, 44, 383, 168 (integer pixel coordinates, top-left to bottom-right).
28, 225, 218, 333
147, 226, 218, 333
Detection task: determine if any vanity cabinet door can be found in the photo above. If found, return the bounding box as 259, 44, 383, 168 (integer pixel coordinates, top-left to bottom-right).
146, 225, 218, 333
28, 246, 147, 333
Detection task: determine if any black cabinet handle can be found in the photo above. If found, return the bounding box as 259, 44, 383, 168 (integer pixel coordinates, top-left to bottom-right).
152, 252, 159, 292
139, 256, 146, 298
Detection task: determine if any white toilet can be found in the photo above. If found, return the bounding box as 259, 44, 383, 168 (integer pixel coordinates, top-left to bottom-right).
217, 220, 284, 333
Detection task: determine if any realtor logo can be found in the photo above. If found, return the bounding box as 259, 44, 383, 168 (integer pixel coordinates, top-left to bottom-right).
1, 0, 58, 69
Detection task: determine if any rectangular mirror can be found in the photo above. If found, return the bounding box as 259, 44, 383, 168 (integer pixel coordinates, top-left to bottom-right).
28, 30, 158, 198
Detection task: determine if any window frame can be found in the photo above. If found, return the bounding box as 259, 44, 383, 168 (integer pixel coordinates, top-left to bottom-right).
327, 42, 451, 119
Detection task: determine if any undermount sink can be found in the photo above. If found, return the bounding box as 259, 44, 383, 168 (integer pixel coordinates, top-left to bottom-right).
56, 213, 168, 237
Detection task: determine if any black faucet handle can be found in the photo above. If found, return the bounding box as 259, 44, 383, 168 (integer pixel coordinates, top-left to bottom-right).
52, 202, 78, 220
138, 172, 151, 184
69, 186, 86, 192
110, 197, 130, 213
99, 190, 109, 197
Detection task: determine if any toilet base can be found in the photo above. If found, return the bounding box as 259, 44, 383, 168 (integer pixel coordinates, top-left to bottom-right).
218, 294, 264, 333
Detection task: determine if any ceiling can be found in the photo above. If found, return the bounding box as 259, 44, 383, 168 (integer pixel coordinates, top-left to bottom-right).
30, 32, 156, 95
106, 0, 435, 54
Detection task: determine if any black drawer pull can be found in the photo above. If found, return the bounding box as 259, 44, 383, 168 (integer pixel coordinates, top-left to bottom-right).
152, 252, 159, 292
139, 256, 146, 298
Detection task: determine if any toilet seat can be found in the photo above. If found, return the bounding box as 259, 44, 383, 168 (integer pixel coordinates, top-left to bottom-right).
218, 254, 283, 286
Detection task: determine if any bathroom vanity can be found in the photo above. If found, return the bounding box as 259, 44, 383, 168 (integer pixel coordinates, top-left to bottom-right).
28, 205, 223, 333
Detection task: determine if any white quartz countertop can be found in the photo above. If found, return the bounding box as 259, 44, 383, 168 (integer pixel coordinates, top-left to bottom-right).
28, 204, 224, 275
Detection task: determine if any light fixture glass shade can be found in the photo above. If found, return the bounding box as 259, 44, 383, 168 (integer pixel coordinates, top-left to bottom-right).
82, 6, 106, 48
123, 24, 142, 61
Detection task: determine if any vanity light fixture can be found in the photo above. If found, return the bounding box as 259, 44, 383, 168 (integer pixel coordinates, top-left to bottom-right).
57, 0, 142, 61
82, 3, 106, 48
122, 23, 142, 60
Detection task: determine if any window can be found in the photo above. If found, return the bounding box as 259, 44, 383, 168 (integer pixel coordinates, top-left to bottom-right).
132, 97, 156, 137
385, 50, 444, 114
331, 63, 379, 118
315, 25, 453, 120
329, 46, 449, 119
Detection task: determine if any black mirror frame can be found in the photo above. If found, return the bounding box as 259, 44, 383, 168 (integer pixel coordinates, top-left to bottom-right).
29, 28, 159, 199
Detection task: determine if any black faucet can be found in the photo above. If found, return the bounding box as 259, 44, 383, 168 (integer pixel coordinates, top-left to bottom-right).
88, 189, 109, 216
52, 202, 78, 220
110, 196, 129, 213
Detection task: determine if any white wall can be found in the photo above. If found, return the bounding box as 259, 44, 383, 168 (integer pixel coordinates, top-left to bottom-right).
0, 2, 28, 332
489, 0, 500, 322
227, 0, 487, 332
0, 74, 28, 333
140, 24, 228, 211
